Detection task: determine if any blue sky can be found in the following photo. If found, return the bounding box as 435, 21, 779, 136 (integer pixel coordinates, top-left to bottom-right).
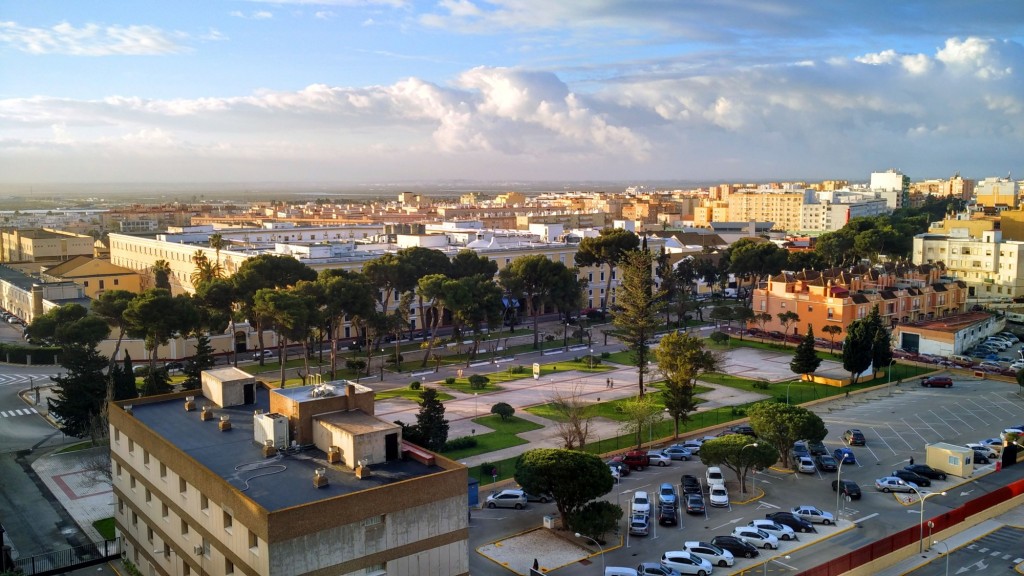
1, 1, 1023, 185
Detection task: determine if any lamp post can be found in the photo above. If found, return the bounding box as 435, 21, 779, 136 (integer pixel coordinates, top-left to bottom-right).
589, 348, 594, 369
380, 348, 385, 381
741, 443, 758, 495
887, 359, 897, 396
763, 554, 791, 576
932, 541, 950, 576
575, 532, 605, 574
786, 381, 795, 405
564, 322, 569, 351
835, 455, 847, 518
907, 486, 947, 553
474, 393, 479, 417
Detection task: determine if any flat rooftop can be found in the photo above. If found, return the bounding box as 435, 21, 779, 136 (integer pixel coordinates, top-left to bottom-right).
898, 311, 992, 333
128, 386, 442, 512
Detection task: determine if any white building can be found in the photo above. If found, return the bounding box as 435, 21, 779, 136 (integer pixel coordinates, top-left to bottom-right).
912, 230, 1024, 302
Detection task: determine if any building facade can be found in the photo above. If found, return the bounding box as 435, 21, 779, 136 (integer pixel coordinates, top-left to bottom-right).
912, 230, 1024, 301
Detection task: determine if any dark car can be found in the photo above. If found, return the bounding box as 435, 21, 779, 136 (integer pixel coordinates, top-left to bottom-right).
815, 454, 838, 472
685, 493, 706, 515
920, 376, 953, 388
681, 474, 702, 495
831, 479, 862, 500
973, 450, 991, 464
892, 469, 931, 487
658, 503, 679, 526
765, 511, 815, 533
729, 425, 756, 437
608, 459, 631, 477
709, 535, 760, 559
807, 440, 828, 456
792, 442, 810, 460
843, 429, 866, 446
904, 464, 948, 481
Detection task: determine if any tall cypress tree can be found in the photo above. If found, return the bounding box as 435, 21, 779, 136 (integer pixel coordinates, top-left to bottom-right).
413, 387, 450, 452
49, 347, 108, 441
790, 325, 822, 378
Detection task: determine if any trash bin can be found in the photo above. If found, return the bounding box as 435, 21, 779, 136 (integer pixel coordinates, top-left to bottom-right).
996, 461, 1002, 471
543, 515, 558, 529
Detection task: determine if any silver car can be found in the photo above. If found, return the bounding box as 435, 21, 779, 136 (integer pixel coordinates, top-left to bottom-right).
874, 476, 918, 493
485, 489, 527, 509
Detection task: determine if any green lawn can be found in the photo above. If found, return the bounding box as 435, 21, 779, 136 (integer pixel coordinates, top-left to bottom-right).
441, 415, 544, 460
439, 358, 613, 394
93, 517, 116, 540
525, 382, 711, 422
375, 387, 454, 402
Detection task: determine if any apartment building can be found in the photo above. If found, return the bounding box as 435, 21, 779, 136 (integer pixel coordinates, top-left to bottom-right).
40, 255, 142, 298
974, 176, 1020, 209
0, 228, 95, 263
750, 262, 967, 340
111, 370, 468, 576
912, 230, 1024, 301
870, 169, 910, 209
800, 194, 890, 232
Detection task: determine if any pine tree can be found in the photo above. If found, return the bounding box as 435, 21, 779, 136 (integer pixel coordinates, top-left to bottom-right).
612, 249, 665, 397
182, 334, 216, 390
413, 387, 449, 452
48, 347, 108, 441
113, 353, 139, 400
790, 325, 822, 378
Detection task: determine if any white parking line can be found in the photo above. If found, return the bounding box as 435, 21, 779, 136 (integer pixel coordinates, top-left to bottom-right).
962, 397, 1004, 423
887, 423, 915, 450
913, 414, 943, 440
868, 427, 898, 455
901, 418, 931, 444
941, 405, 975, 430
928, 409, 959, 435
854, 512, 879, 524
980, 394, 1021, 417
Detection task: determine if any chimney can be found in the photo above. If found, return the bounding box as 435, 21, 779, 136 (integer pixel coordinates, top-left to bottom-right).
218, 415, 232, 431
313, 467, 328, 488
184, 396, 195, 412
200, 405, 213, 421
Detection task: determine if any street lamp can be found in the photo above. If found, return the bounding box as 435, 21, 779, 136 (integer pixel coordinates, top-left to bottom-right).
907, 486, 947, 553
887, 359, 897, 396
932, 541, 950, 576
564, 322, 569, 350
741, 443, 758, 495
575, 532, 605, 574
380, 348, 385, 381
763, 554, 791, 576
589, 348, 594, 369
786, 381, 795, 405
835, 455, 848, 518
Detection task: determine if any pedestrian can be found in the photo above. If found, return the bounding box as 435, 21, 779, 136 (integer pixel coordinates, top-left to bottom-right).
909, 457, 915, 466
609, 378, 614, 388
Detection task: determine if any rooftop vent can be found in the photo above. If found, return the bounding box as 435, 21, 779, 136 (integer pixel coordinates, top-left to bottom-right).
218, 414, 232, 431
200, 405, 213, 421
313, 467, 328, 488
184, 396, 196, 412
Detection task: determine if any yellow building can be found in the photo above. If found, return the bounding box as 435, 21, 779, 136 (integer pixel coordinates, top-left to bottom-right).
0, 228, 95, 263
494, 191, 526, 206
40, 255, 143, 298
726, 190, 805, 230
975, 176, 1019, 208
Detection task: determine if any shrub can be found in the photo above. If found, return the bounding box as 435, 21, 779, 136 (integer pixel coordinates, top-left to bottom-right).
444, 377, 456, 385
581, 355, 601, 366
443, 436, 478, 451
468, 374, 490, 390
477, 461, 499, 480
709, 331, 730, 345
512, 365, 526, 374
491, 402, 515, 421
545, 334, 555, 342
730, 406, 746, 416
409, 381, 421, 390
600, 351, 610, 359
752, 380, 771, 390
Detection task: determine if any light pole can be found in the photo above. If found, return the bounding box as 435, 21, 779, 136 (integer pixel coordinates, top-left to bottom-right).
786, 381, 794, 405
380, 348, 385, 381
887, 359, 897, 396
564, 322, 569, 351
589, 348, 594, 369
741, 443, 758, 496
575, 532, 605, 574
835, 455, 847, 518
763, 554, 791, 576
932, 541, 950, 576
907, 486, 947, 553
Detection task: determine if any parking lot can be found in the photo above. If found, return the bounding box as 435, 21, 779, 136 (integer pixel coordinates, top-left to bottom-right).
905, 526, 1024, 576
469, 373, 1024, 575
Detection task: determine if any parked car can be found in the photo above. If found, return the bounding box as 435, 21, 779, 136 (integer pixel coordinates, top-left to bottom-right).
891, 469, 931, 487
765, 511, 815, 533
685, 493, 706, 515
681, 474, 702, 495
843, 429, 866, 445
904, 464, 948, 480
791, 441, 810, 459
622, 450, 651, 470
252, 349, 273, 359
629, 514, 651, 536
683, 541, 734, 567
972, 450, 991, 464
706, 467, 725, 487
815, 454, 838, 472
660, 551, 713, 576
807, 440, 828, 456
732, 526, 778, 549
833, 448, 856, 464
832, 479, 862, 499
748, 519, 797, 541
523, 491, 554, 503
658, 503, 679, 526
920, 376, 953, 388
728, 424, 756, 436
658, 483, 678, 507
790, 505, 835, 525
485, 489, 527, 509
875, 476, 918, 493
631, 491, 652, 516
608, 460, 631, 477
679, 440, 704, 454
709, 535, 760, 559
709, 485, 729, 508
647, 451, 673, 467
636, 562, 679, 576
978, 438, 1005, 454
797, 457, 816, 474
662, 445, 694, 460
966, 443, 999, 458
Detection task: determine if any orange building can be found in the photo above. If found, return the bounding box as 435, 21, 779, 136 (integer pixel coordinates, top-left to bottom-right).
750, 262, 968, 341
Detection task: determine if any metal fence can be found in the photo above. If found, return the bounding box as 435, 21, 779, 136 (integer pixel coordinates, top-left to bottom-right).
8, 537, 122, 576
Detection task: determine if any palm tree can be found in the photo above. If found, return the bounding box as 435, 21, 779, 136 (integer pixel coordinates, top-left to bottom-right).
190, 250, 220, 288
209, 233, 225, 270
152, 259, 171, 290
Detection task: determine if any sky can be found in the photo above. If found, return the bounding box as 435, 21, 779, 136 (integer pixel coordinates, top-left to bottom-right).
1, 1, 1023, 186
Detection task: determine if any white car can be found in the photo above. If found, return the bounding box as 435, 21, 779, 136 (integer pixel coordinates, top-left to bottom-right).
875, 476, 918, 493
661, 551, 713, 576
647, 451, 673, 467
485, 489, 527, 509
683, 541, 734, 568
1010, 360, 1024, 371
797, 457, 816, 474
706, 467, 725, 487
790, 505, 835, 525
978, 438, 1005, 454
708, 485, 729, 508
965, 443, 998, 459
680, 440, 704, 454
631, 491, 651, 516
731, 526, 779, 549
748, 519, 797, 541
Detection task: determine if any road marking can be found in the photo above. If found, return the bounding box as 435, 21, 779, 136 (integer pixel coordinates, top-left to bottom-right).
868, 426, 898, 455
960, 489, 975, 496
711, 518, 744, 530
941, 405, 975, 430
853, 513, 878, 524
887, 423, 915, 450
928, 409, 959, 435
913, 414, 943, 441
901, 418, 932, 444
757, 501, 780, 509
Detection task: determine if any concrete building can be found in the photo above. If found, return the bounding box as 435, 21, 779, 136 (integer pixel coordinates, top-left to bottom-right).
912, 230, 1024, 302
800, 193, 890, 232
0, 228, 96, 263
110, 373, 469, 576
891, 311, 999, 356
974, 176, 1019, 209
870, 169, 910, 209
40, 255, 143, 298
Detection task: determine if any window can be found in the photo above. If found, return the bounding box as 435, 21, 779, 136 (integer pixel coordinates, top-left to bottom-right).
827, 308, 834, 319
179, 478, 187, 495
147, 527, 153, 542
116, 462, 122, 477
160, 463, 167, 479
807, 305, 813, 312
181, 520, 189, 535
248, 530, 259, 552
114, 279, 119, 286
225, 560, 235, 575
143, 451, 150, 467
114, 429, 120, 443
128, 439, 134, 454
131, 512, 138, 527
117, 498, 124, 514
223, 511, 233, 531
145, 488, 151, 503
201, 495, 209, 514
130, 475, 137, 490
162, 504, 169, 519
84, 281, 90, 287
362, 515, 384, 527
99, 280, 105, 290
365, 563, 386, 575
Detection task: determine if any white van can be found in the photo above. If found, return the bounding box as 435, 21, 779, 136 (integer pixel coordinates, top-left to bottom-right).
605, 567, 639, 576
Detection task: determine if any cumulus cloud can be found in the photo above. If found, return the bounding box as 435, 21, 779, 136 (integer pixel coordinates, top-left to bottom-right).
0, 20, 188, 55
230, 10, 274, 20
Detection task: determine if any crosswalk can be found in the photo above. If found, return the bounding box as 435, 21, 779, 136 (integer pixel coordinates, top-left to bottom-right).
0, 407, 39, 418
0, 373, 55, 387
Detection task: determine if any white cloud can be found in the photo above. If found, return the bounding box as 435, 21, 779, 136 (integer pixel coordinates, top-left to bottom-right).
314, 11, 336, 19
230, 10, 274, 20
0, 20, 187, 55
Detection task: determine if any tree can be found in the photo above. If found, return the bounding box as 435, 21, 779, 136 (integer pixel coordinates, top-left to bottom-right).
318, 270, 375, 376
574, 228, 639, 311
728, 239, 787, 298
124, 290, 199, 381
612, 249, 664, 396
253, 285, 318, 386
194, 278, 239, 365
655, 332, 720, 437
842, 318, 874, 386
732, 307, 755, 339
709, 306, 735, 329
790, 325, 822, 381
499, 255, 569, 349
867, 306, 893, 377
821, 324, 843, 354
450, 249, 498, 279
747, 401, 827, 469
209, 233, 225, 271
514, 448, 613, 531
548, 385, 593, 450
399, 387, 449, 452
618, 394, 664, 449
699, 434, 779, 494
181, 334, 215, 390
468, 374, 489, 390
48, 347, 109, 442
572, 500, 622, 544
152, 259, 171, 290
491, 402, 515, 421
91, 289, 137, 400
753, 312, 773, 342
233, 254, 317, 363
396, 246, 452, 340
113, 353, 139, 401
190, 250, 222, 288
776, 311, 800, 345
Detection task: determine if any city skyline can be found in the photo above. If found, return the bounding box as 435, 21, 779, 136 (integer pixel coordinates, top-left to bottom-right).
1, 1, 1023, 185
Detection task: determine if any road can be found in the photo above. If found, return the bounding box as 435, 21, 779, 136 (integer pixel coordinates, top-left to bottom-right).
466, 374, 1024, 575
